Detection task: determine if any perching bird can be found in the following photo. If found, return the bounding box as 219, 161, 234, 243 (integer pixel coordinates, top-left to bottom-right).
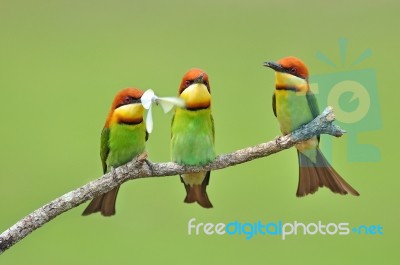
264, 56, 359, 197
82, 88, 148, 216
171, 68, 216, 208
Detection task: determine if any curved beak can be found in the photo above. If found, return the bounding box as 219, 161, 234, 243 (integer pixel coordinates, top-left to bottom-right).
263, 61, 285, 73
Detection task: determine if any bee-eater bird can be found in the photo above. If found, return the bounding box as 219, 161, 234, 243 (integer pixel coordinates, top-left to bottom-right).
264, 56, 359, 197
82, 88, 148, 216
171, 68, 216, 208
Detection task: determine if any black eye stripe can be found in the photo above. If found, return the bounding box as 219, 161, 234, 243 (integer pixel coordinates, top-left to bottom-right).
115, 96, 141, 109
185, 79, 209, 86
284, 67, 305, 80
180, 78, 211, 94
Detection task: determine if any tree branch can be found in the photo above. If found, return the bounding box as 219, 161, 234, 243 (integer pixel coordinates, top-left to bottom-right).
0, 106, 344, 254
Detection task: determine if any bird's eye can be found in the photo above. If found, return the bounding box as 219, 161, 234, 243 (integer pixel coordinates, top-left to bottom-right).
203, 80, 209, 86
291, 67, 297, 74
185, 80, 191, 87
124, 96, 132, 104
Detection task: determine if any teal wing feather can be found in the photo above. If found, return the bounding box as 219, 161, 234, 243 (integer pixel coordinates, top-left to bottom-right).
100, 127, 110, 174
306, 90, 321, 142
306, 91, 320, 119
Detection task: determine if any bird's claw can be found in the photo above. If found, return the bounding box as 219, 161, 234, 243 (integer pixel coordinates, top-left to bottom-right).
137, 152, 148, 162
144, 159, 154, 175
110, 166, 117, 180
135, 152, 154, 174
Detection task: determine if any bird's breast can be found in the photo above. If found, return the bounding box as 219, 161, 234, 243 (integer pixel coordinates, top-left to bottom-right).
107, 123, 146, 170
275, 90, 314, 134
171, 108, 215, 165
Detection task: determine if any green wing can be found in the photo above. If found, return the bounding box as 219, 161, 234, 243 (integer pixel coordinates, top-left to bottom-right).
272, 92, 277, 117
171, 112, 176, 139
306, 90, 321, 142
306, 90, 320, 119
211, 114, 215, 143
100, 127, 110, 174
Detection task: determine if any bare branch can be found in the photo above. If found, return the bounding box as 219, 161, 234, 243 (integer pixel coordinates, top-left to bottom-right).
0, 106, 344, 254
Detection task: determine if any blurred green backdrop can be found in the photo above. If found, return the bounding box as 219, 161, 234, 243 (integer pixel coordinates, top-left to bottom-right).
0, 0, 398, 264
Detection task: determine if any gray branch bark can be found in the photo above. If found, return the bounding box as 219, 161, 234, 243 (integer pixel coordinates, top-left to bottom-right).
0, 106, 344, 254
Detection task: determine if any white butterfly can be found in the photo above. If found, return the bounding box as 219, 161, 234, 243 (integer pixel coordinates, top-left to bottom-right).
141, 89, 185, 133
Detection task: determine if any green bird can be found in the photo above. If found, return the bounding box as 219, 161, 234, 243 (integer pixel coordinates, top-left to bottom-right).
82, 88, 148, 216
264, 56, 359, 197
171, 68, 216, 208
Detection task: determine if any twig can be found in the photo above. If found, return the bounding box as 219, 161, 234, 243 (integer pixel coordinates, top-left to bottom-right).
0, 106, 344, 254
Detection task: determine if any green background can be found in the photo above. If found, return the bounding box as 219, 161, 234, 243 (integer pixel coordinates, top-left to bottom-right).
0, 0, 398, 264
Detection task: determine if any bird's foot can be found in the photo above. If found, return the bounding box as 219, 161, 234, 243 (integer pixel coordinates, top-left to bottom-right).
137, 152, 148, 162
144, 159, 154, 175
110, 166, 117, 180
136, 152, 154, 175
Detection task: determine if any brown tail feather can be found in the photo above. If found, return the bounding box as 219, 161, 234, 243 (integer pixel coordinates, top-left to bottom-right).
184, 185, 213, 208
297, 148, 360, 197
82, 186, 120, 216
182, 171, 213, 208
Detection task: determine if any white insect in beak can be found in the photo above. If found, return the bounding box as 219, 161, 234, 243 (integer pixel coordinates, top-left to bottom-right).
141, 89, 185, 133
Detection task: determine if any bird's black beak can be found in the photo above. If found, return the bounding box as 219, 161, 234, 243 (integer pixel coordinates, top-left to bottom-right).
193, 72, 205, 84
263, 61, 285, 72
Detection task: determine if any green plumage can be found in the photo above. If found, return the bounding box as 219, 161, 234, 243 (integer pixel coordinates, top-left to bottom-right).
171, 106, 215, 208
274, 90, 319, 162
171, 107, 215, 165
273, 90, 359, 196
273, 90, 319, 134
102, 122, 147, 173
82, 121, 147, 216
266, 58, 359, 196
